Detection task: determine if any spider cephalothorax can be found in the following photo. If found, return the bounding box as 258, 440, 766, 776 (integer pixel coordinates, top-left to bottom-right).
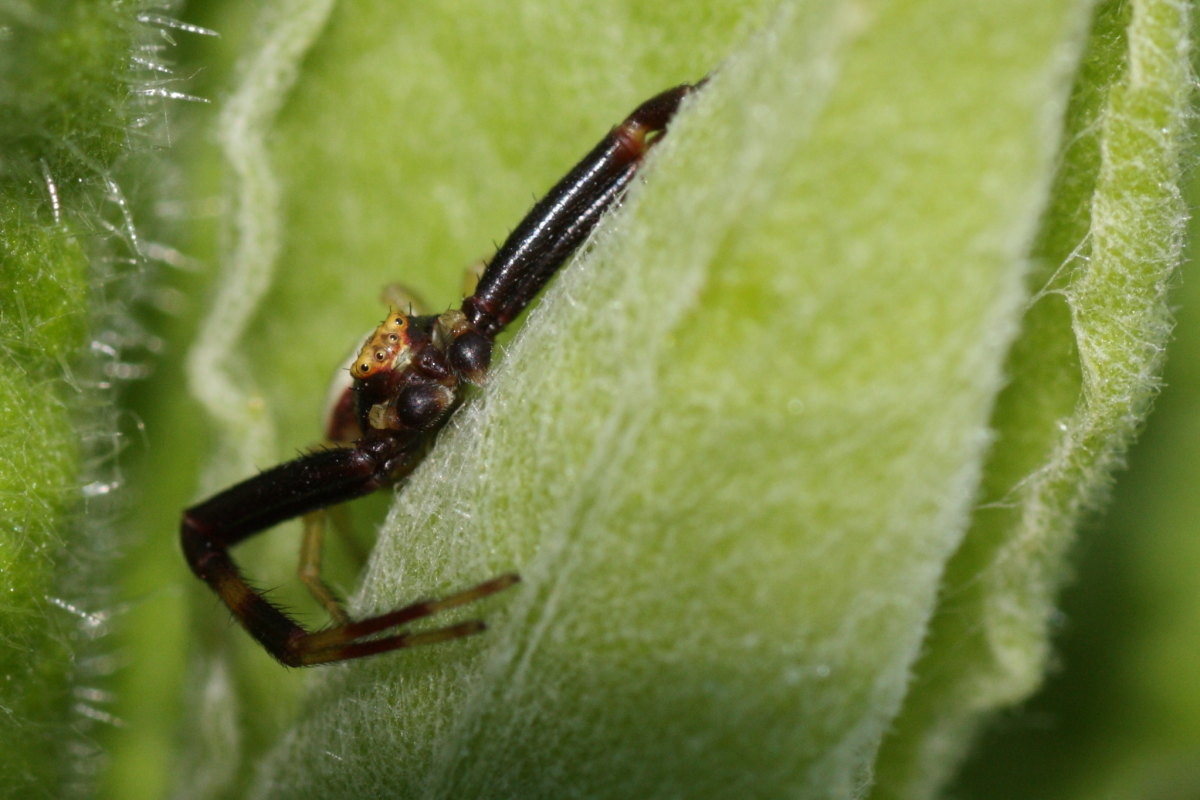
351, 312, 455, 435
181, 81, 701, 666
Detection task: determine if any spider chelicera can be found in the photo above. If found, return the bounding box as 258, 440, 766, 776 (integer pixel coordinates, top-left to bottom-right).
180, 81, 701, 666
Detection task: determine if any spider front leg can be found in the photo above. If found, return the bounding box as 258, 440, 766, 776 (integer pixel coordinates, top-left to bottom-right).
182, 439, 517, 666
460, 82, 699, 341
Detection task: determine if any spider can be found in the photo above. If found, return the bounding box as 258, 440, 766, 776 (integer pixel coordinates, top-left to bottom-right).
180, 81, 701, 666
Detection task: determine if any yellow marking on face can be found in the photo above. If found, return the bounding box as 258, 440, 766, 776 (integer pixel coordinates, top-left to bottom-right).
353, 310, 411, 379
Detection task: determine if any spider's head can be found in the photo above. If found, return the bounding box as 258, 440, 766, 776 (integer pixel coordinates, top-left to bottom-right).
352, 309, 413, 381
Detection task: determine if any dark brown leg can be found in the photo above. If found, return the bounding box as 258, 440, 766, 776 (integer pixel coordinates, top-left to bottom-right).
462, 82, 701, 339
181, 442, 517, 666
292, 573, 518, 666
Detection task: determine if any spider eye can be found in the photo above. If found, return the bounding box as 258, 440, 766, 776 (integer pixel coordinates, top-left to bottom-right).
392, 316, 405, 327
388, 333, 398, 342
358, 363, 370, 374
374, 349, 386, 362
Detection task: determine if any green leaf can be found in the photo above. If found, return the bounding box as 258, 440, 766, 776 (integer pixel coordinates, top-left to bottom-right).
130, 0, 1192, 797
0, 0, 144, 795
875, 1, 1195, 795
0, 200, 88, 796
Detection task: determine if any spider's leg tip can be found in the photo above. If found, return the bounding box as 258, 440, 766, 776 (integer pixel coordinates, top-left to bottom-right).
481, 572, 521, 595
